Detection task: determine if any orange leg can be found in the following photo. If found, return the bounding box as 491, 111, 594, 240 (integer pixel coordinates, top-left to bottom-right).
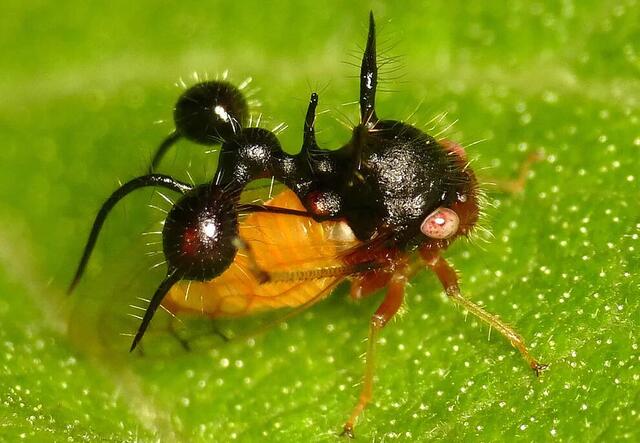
341, 270, 407, 438
488, 151, 543, 194
349, 278, 366, 300
167, 318, 191, 351
422, 248, 548, 375
349, 271, 393, 301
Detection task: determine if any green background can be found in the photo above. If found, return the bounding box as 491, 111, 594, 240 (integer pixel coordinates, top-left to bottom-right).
1, 0, 638, 441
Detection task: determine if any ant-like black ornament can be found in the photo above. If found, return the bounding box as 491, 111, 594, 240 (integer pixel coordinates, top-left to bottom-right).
69, 12, 547, 437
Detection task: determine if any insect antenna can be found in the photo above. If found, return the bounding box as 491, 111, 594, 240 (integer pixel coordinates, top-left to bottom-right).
360, 11, 379, 127
67, 174, 192, 294
129, 269, 182, 352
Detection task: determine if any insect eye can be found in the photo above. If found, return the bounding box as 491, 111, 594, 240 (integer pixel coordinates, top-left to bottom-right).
420, 207, 460, 239
162, 184, 239, 281
174, 81, 248, 145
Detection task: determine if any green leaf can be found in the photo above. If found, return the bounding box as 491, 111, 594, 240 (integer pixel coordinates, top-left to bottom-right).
1, 1, 638, 441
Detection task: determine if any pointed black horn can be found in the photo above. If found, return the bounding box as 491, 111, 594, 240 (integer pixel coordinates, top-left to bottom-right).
360, 12, 378, 126
129, 270, 182, 352
302, 92, 319, 153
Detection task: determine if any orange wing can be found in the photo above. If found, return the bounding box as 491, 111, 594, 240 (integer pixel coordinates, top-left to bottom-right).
162, 189, 362, 317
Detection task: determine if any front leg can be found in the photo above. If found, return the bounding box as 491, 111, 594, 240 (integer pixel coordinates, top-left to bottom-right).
341, 268, 407, 438
421, 247, 548, 375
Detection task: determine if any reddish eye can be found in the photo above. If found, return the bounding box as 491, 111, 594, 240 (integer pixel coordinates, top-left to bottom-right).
420, 207, 460, 239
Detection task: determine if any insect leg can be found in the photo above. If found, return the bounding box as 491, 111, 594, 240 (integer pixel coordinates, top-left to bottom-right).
167, 316, 191, 351
349, 271, 392, 300
210, 324, 231, 342
484, 151, 544, 194
341, 269, 407, 438
421, 248, 548, 375
148, 130, 182, 173
68, 174, 193, 294
164, 317, 229, 350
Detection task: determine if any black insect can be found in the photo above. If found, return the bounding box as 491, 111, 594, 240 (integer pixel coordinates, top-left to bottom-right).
69, 12, 547, 437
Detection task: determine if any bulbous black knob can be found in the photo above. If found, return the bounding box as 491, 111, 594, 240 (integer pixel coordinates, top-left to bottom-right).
163, 184, 239, 281
174, 81, 248, 144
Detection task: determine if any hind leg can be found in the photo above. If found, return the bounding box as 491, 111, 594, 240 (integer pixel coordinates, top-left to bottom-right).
341, 269, 407, 438
421, 247, 548, 375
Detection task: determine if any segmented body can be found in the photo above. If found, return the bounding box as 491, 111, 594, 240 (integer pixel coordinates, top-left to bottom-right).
163, 190, 361, 317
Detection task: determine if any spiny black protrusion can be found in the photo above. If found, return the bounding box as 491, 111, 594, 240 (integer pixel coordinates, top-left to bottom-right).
300, 92, 332, 176
130, 271, 182, 352
299, 93, 339, 178
360, 12, 378, 126
303, 92, 319, 150
67, 174, 193, 294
